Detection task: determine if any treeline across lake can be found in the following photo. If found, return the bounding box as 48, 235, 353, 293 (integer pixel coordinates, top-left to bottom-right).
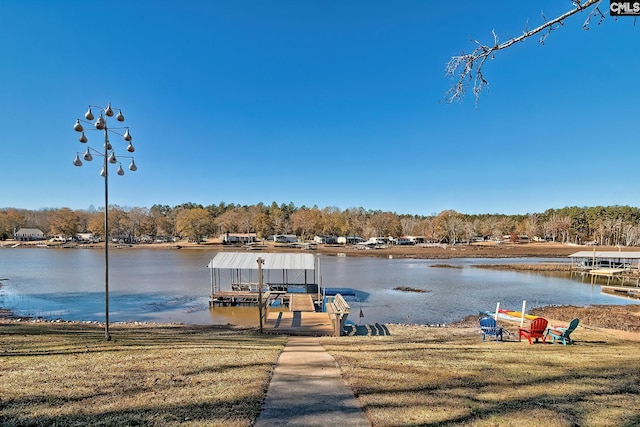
2, 203, 640, 246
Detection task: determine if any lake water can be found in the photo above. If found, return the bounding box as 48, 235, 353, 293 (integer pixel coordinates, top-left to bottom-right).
0, 248, 637, 326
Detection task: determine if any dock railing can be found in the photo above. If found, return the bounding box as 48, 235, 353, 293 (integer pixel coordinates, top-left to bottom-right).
326, 294, 351, 337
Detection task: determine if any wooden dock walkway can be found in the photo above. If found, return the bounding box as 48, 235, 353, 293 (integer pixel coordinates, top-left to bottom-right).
289, 294, 315, 312
263, 294, 352, 336
264, 311, 335, 336
264, 294, 332, 335
587, 268, 640, 286
210, 290, 352, 336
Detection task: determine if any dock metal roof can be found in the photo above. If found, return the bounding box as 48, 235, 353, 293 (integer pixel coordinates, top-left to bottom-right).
208, 252, 316, 270
569, 251, 640, 259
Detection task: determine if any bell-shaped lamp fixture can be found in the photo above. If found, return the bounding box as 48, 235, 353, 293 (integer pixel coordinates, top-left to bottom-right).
100, 166, 106, 177
74, 119, 83, 132
123, 128, 132, 141
105, 103, 114, 117
79, 132, 88, 143
116, 110, 125, 122
85, 107, 94, 121
73, 154, 83, 167
129, 159, 137, 171
83, 148, 93, 161
117, 164, 125, 176
126, 143, 135, 153
108, 152, 117, 164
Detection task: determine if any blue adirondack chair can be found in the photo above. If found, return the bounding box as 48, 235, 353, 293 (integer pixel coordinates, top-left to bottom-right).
545, 318, 579, 345
480, 316, 503, 342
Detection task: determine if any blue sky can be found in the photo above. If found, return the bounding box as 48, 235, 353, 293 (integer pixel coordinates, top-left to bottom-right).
1, 1, 638, 215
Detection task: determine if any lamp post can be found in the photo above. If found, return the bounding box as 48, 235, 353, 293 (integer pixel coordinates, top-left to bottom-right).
73, 103, 138, 341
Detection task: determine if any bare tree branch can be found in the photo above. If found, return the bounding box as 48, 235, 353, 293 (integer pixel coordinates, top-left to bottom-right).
446, 0, 602, 103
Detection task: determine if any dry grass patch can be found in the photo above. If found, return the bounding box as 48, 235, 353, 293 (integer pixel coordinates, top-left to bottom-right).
322, 325, 640, 427
473, 263, 572, 272
1, 322, 286, 426
531, 304, 640, 334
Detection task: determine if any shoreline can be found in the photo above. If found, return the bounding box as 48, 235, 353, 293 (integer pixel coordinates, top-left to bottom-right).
2, 240, 623, 259
3, 303, 639, 337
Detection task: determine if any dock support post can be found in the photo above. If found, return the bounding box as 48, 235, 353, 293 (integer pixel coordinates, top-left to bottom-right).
257, 257, 265, 334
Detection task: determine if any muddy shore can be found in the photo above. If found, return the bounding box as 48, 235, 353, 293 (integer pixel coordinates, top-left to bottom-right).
7, 240, 619, 259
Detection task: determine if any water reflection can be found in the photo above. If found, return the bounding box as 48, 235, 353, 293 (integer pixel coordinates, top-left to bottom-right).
0, 249, 637, 326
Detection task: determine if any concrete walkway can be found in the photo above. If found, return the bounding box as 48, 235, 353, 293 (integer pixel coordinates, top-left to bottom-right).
254, 336, 371, 427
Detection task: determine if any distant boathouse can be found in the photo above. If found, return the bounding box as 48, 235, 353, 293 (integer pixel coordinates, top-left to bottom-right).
569, 250, 640, 298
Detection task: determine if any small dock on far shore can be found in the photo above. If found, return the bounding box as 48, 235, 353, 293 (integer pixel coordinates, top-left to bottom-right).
585, 268, 640, 289
601, 285, 640, 299
569, 251, 640, 292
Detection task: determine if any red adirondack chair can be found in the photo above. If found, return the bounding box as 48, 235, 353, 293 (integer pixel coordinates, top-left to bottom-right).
518, 317, 548, 344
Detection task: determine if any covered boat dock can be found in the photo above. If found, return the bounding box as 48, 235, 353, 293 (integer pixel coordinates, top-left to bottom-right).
569, 251, 640, 289
569, 251, 640, 271
206, 252, 352, 336
207, 252, 319, 295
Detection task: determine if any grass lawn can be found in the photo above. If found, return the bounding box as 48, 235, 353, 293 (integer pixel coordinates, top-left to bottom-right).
1, 322, 287, 427
321, 325, 640, 427
2, 319, 639, 426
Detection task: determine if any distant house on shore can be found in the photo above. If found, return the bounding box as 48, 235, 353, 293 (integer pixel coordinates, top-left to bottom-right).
408, 236, 426, 244
390, 236, 413, 245
268, 234, 298, 244
313, 235, 337, 244
76, 232, 97, 243
337, 236, 365, 245
221, 232, 257, 244
14, 228, 45, 241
